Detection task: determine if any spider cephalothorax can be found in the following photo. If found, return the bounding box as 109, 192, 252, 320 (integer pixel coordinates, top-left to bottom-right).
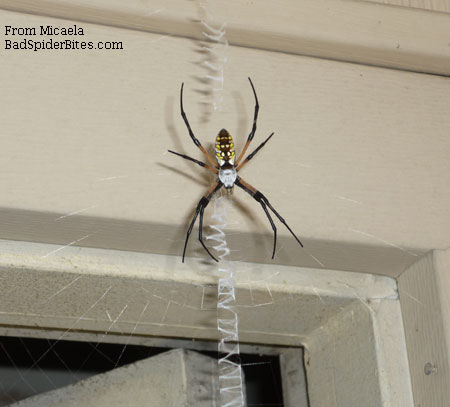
168, 78, 303, 262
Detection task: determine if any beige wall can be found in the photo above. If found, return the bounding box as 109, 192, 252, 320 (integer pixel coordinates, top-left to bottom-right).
0, 6, 449, 276
365, 0, 450, 13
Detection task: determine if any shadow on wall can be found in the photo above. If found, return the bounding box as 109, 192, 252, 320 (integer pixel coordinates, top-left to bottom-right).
0, 206, 423, 275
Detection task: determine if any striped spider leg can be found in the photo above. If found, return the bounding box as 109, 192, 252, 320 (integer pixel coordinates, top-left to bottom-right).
168, 78, 303, 262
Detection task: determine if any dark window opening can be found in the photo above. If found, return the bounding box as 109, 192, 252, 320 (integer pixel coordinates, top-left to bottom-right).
0, 336, 283, 406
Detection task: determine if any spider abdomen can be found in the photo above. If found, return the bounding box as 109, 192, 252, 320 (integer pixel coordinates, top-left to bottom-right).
215, 128, 235, 166
219, 167, 237, 189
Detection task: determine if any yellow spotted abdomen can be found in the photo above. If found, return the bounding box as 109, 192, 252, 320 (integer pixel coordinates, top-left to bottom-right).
215, 128, 235, 164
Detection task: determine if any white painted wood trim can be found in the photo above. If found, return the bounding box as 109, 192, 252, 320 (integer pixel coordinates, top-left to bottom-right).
1, 0, 450, 76
305, 299, 413, 406
363, 0, 450, 14
398, 247, 450, 406
0, 240, 398, 345
0, 239, 413, 406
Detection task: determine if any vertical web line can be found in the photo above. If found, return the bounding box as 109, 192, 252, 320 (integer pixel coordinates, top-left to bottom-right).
200, 5, 245, 406
206, 195, 245, 407
200, 3, 228, 112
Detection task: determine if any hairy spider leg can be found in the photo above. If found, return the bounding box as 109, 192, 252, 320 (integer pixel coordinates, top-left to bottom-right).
236, 132, 274, 172
168, 150, 218, 174
182, 181, 223, 262
235, 177, 303, 258
235, 77, 259, 166
180, 83, 218, 168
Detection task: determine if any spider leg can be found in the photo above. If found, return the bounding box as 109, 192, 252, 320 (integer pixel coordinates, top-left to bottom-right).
234, 177, 277, 258
260, 194, 303, 247
180, 83, 217, 168
236, 132, 274, 172
168, 150, 218, 174
235, 177, 303, 258
182, 181, 223, 262
235, 77, 259, 166
198, 204, 218, 262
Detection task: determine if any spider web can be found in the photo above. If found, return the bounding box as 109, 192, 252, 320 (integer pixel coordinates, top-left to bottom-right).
0, 1, 423, 406
0, 2, 285, 407
0, 238, 296, 406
